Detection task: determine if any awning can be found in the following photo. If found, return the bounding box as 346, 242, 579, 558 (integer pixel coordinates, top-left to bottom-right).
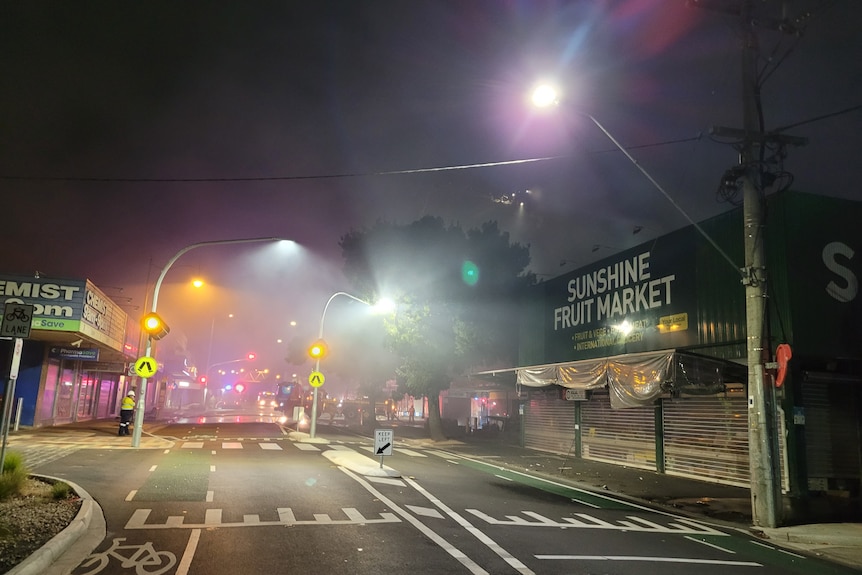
471, 350, 746, 409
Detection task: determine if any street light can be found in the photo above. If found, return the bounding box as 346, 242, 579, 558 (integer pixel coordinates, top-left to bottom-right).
308, 292, 394, 438
131, 237, 289, 447
530, 82, 778, 526
530, 84, 737, 272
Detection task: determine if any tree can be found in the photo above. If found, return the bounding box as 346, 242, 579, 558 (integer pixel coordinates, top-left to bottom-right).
339, 216, 535, 440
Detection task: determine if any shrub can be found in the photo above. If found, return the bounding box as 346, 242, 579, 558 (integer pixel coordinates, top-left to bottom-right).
0, 452, 29, 500
51, 481, 73, 500
0, 468, 28, 501
2, 451, 26, 475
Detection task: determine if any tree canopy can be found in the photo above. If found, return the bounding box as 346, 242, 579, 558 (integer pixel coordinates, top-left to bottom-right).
339, 216, 535, 438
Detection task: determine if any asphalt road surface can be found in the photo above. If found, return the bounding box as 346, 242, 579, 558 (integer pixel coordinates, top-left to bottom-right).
31, 421, 858, 575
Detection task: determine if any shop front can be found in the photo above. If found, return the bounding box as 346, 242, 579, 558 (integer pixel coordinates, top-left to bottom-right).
0, 274, 136, 427
482, 190, 861, 521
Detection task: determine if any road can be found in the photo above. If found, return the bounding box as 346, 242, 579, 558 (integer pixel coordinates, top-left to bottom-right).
27, 420, 857, 575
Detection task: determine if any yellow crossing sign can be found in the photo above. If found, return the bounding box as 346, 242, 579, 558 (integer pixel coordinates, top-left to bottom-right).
308, 370, 325, 388
134, 356, 158, 378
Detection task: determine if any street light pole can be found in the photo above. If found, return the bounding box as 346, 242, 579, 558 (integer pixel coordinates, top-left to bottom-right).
309, 291, 372, 439
531, 83, 781, 526
131, 237, 286, 448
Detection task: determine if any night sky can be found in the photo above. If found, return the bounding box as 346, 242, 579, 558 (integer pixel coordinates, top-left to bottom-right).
2, 1, 860, 378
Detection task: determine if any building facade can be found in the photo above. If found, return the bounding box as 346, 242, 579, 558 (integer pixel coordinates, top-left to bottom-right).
493, 191, 861, 522
0, 275, 138, 427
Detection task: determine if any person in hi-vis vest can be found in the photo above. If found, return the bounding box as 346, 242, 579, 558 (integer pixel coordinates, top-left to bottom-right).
119, 390, 136, 436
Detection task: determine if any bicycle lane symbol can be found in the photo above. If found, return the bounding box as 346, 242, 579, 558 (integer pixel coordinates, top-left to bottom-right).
73, 537, 177, 575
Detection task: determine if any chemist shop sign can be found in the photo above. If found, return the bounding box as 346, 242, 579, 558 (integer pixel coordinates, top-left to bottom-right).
0, 275, 86, 333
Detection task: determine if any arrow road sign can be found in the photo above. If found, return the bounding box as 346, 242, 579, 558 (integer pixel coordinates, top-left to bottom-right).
374, 428, 393, 456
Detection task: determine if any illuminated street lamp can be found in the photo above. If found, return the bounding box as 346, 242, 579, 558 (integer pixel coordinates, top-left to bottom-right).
131, 237, 290, 448
308, 292, 394, 438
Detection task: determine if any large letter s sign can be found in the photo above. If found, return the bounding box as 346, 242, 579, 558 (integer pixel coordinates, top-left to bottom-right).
823, 242, 858, 303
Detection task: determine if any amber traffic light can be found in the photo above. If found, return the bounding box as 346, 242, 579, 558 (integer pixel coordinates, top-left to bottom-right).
141, 312, 170, 340
307, 339, 328, 360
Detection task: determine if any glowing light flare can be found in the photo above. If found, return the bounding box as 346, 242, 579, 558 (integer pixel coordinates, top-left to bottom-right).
461, 261, 480, 286
614, 320, 633, 335
530, 84, 559, 108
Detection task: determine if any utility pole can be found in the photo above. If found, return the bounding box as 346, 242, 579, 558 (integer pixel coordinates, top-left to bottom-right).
693, 0, 807, 527
739, 9, 780, 527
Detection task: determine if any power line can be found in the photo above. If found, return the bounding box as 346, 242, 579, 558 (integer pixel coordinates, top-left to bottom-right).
0, 135, 702, 185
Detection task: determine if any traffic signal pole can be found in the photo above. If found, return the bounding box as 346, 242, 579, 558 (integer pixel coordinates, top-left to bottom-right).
309, 292, 371, 438
131, 237, 285, 448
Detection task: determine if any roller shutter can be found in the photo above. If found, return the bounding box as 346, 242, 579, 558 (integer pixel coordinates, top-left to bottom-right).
663, 394, 789, 490
581, 391, 656, 470
663, 395, 749, 487
803, 381, 861, 492
523, 395, 576, 455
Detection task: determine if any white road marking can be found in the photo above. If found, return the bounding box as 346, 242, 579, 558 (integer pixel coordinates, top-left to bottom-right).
259, 443, 282, 450
397, 448, 427, 457
778, 548, 806, 559
434, 450, 715, 521
124, 507, 399, 529
222, 442, 243, 449
210, 465, 216, 472
149, 465, 157, 472
467, 509, 725, 535
125, 490, 137, 502
175, 528, 201, 575
366, 476, 405, 487
405, 505, 445, 519
403, 476, 535, 575
205, 509, 222, 524
181, 442, 204, 449
426, 450, 458, 458
340, 467, 489, 575
685, 535, 735, 553
206, 491, 214, 502
534, 555, 761, 566
494, 474, 513, 481
294, 443, 320, 451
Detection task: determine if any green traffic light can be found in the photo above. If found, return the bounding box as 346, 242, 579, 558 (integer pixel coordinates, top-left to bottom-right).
461, 260, 479, 286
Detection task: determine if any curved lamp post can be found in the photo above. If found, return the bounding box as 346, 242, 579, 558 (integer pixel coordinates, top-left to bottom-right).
131, 237, 288, 447
531, 83, 778, 527
531, 84, 737, 272
309, 292, 394, 439
309, 292, 371, 439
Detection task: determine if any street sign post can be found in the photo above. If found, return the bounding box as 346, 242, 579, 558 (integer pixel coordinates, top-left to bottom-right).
1, 303, 34, 339
308, 371, 325, 388
0, 338, 25, 475
134, 356, 158, 378
374, 428, 393, 468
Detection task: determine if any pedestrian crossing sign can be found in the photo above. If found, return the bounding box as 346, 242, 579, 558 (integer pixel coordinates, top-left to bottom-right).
134, 356, 158, 378
308, 370, 325, 387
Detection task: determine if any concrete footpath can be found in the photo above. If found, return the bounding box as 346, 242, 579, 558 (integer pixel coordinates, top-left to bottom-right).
5, 420, 862, 573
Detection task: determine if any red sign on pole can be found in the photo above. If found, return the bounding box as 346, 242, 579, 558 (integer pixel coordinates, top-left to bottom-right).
775, 344, 792, 387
